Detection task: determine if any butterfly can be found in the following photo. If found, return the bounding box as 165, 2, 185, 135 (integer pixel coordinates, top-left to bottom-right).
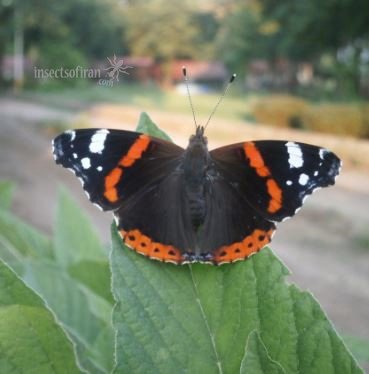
52, 67, 341, 264
52, 123, 341, 265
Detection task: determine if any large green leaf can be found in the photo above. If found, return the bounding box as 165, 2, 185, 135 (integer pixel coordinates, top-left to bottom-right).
111, 113, 362, 374
53, 188, 107, 266
0, 188, 114, 373
50, 190, 115, 372
240, 331, 285, 374
111, 228, 362, 374
0, 211, 54, 271
0, 258, 81, 373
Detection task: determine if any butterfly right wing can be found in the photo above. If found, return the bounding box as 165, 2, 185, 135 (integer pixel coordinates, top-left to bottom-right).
210, 140, 341, 222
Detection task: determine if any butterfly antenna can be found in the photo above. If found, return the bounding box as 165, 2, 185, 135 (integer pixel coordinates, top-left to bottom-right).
182, 66, 198, 130
204, 73, 236, 130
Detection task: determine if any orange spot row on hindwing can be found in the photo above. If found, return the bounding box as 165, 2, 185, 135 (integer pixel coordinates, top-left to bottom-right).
213, 228, 274, 264
119, 229, 183, 263
243, 142, 282, 213
104, 135, 151, 202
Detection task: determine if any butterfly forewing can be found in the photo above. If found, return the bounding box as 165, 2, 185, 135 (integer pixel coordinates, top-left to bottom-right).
210, 140, 341, 222
52, 129, 184, 211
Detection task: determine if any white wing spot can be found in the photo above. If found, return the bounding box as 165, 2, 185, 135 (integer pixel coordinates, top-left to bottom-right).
286, 180, 293, 186
299, 173, 309, 185
286, 142, 303, 168
81, 157, 91, 169
319, 148, 327, 160
314, 170, 318, 176
73, 153, 77, 159
89, 129, 109, 154
97, 166, 103, 172
66, 130, 76, 141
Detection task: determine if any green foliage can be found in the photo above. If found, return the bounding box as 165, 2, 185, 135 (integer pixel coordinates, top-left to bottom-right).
0, 259, 81, 373
124, 0, 200, 62
38, 41, 88, 72
215, 5, 271, 73
240, 331, 285, 374
110, 113, 362, 373
136, 112, 172, 141
344, 336, 369, 366
0, 186, 113, 373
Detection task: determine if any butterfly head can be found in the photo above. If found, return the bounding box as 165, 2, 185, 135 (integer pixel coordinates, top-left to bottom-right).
189, 125, 208, 148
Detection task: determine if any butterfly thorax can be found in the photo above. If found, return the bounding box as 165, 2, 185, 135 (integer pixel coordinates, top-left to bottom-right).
182, 127, 209, 229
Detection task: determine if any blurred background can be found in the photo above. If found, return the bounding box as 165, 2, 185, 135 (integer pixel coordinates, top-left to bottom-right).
0, 0, 369, 369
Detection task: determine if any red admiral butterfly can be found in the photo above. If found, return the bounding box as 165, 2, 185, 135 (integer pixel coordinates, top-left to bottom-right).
52, 70, 341, 265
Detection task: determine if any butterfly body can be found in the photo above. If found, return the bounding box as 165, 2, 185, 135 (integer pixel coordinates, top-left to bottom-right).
53, 125, 341, 265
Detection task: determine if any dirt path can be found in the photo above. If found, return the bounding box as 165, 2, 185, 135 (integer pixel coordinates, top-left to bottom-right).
1, 97, 369, 351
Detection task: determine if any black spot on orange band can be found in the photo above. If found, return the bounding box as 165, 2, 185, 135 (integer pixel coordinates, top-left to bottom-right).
213, 228, 275, 264
119, 229, 183, 264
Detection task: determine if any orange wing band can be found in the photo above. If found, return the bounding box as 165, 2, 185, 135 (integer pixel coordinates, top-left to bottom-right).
243, 142, 282, 213
119, 229, 183, 264
104, 135, 151, 202
213, 228, 274, 264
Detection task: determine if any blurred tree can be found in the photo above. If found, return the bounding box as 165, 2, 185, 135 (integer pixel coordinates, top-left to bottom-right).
214, 0, 282, 79
215, 4, 263, 74
216, 0, 369, 97
123, 0, 202, 85
0, 2, 14, 85
259, 0, 369, 95
0, 0, 127, 87
193, 10, 219, 60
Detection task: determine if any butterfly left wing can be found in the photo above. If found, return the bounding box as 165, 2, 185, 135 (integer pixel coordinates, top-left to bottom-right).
210, 140, 341, 222
52, 128, 184, 211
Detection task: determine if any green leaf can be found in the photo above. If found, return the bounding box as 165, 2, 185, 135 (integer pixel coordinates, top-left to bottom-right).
344, 336, 369, 368
21, 258, 114, 373
0, 258, 81, 373
53, 188, 107, 267
0, 181, 14, 211
240, 331, 285, 374
69, 259, 114, 304
136, 112, 172, 141
111, 226, 362, 374
0, 189, 114, 373
0, 210, 53, 264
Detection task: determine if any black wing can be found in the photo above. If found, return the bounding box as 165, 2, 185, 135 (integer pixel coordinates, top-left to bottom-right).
52, 128, 184, 211
197, 175, 276, 264
210, 140, 341, 222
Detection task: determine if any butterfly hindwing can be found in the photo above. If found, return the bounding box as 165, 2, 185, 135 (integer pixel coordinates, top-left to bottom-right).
198, 175, 276, 264
114, 171, 198, 264
52, 128, 184, 211
210, 140, 341, 222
